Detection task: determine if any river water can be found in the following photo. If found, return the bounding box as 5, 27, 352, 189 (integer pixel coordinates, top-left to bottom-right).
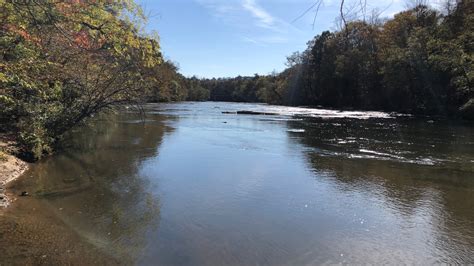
2, 102, 474, 264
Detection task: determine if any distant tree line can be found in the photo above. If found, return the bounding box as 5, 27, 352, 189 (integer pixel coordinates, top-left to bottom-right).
0, 0, 216, 160
189, 1, 473, 118
1, 1, 472, 160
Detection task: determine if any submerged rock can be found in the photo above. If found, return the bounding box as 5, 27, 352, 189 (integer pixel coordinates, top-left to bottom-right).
222, 110, 278, 115
237, 110, 278, 115
62, 177, 77, 184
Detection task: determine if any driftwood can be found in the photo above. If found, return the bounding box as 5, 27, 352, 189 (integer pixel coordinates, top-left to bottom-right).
222, 111, 278, 116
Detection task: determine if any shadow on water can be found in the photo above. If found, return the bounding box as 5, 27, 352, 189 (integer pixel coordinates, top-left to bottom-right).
1, 102, 473, 265
4, 108, 175, 263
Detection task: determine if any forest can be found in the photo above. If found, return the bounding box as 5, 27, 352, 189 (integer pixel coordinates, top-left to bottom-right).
0, 1, 201, 160
1, 0, 473, 160
194, 1, 473, 119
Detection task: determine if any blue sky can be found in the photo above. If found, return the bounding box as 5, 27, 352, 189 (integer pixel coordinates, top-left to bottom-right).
139, 0, 439, 78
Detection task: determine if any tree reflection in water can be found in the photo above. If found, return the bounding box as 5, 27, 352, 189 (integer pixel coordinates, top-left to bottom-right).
10, 108, 175, 262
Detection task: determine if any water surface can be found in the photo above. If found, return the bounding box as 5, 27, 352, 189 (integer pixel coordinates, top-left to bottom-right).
3, 102, 474, 264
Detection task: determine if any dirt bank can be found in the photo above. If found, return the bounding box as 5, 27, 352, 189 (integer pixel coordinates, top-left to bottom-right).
0, 140, 29, 208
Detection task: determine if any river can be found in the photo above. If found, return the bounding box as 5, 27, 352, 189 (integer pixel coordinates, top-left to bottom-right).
1, 102, 473, 264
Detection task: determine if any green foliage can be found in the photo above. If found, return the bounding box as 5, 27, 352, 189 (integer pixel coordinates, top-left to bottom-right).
195, 1, 473, 119
144, 60, 189, 102
1, 0, 163, 160
1, 0, 472, 161
186, 77, 210, 101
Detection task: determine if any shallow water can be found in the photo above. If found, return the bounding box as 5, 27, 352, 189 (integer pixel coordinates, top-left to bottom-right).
3, 102, 474, 264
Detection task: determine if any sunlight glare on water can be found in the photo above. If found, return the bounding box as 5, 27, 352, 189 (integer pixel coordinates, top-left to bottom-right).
7, 102, 474, 265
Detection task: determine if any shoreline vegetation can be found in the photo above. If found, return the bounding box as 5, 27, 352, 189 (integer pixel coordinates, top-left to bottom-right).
1, 1, 472, 162
0, 0, 472, 263
191, 1, 473, 120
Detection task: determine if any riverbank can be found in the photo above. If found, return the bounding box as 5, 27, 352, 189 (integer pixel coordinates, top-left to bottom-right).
0, 138, 122, 264
0, 139, 29, 208
1, 102, 473, 264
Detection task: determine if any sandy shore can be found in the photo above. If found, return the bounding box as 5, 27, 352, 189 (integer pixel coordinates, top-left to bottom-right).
0, 141, 29, 208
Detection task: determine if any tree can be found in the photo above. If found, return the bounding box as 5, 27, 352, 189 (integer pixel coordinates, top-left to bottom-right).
1, 0, 163, 160
195, 1, 473, 119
